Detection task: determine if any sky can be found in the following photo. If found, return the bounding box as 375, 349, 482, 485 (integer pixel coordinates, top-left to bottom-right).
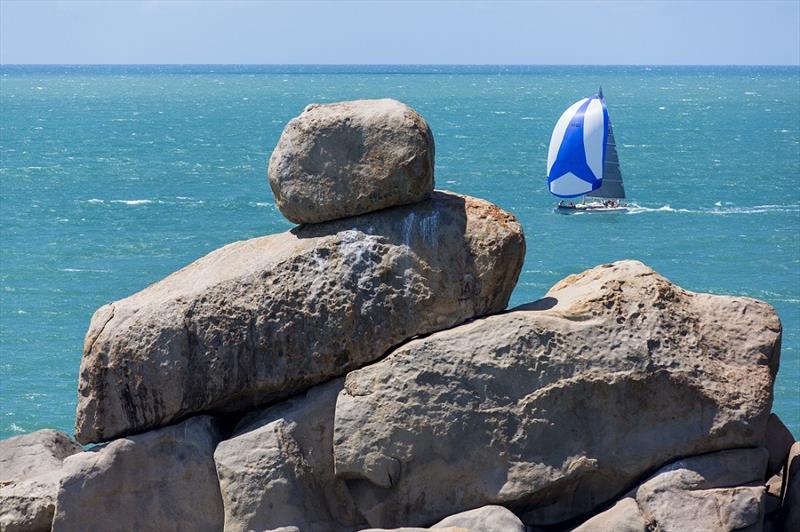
1, 0, 798, 65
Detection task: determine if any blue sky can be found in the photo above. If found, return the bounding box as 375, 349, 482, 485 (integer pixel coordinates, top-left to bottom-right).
1, 0, 798, 65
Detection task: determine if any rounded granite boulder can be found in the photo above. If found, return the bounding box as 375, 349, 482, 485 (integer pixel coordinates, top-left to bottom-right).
268, 98, 435, 224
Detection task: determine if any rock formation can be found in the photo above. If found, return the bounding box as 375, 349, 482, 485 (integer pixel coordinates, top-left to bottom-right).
575, 448, 768, 531
0, 430, 82, 532
359, 505, 525, 532
269, 99, 434, 224
214, 378, 364, 532
2, 98, 796, 531
52, 416, 224, 532
332, 260, 782, 527
75, 191, 525, 443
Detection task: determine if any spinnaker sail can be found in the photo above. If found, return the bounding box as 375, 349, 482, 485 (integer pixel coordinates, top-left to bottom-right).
546, 88, 625, 199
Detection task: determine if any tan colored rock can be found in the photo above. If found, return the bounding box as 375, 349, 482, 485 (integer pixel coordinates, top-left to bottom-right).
631, 448, 767, 531
268, 99, 435, 224
214, 378, 366, 532
75, 191, 525, 443
575, 448, 768, 532
359, 505, 522, 532
52, 416, 224, 532
333, 261, 782, 528
572, 498, 646, 532
433, 505, 524, 532
0, 430, 82, 532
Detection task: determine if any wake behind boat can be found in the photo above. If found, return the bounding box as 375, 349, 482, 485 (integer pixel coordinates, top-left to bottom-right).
546, 87, 629, 213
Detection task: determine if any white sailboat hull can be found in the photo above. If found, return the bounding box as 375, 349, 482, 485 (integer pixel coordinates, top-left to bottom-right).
555, 202, 629, 214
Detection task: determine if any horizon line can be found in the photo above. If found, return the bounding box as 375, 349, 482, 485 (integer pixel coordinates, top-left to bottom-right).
2, 63, 799, 68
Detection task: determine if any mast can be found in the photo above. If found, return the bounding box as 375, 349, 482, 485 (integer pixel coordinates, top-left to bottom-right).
587, 88, 626, 200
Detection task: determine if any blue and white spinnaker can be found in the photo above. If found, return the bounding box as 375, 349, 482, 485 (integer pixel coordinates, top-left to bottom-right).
546, 91, 609, 198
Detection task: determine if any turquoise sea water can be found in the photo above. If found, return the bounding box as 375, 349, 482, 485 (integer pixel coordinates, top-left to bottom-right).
1, 65, 798, 440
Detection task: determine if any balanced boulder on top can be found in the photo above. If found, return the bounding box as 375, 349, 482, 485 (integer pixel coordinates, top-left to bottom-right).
269, 99, 435, 224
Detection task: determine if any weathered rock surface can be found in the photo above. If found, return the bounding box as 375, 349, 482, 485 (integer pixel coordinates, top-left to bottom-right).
52, 416, 224, 532
766, 413, 795, 476
783, 442, 800, 532
0, 430, 82, 532
574, 448, 768, 532
333, 260, 782, 527
630, 448, 767, 531
269, 99, 435, 224
432, 505, 525, 532
571, 498, 646, 532
359, 505, 524, 532
76, 191, 524, 443
214, 378, 365, 532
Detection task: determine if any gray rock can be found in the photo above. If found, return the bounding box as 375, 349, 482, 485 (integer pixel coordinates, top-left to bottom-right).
75, 191, 524, 443
358, 529, 436, 532
571, 498, 646, 532
766, 413, 795, 477
0, 430, 82, 532
575, 448, 768, 532
332, 261, 782, 528
52, 416, 224, 532
268, 99, 435, 224
214, 378, 366, 532
631, 448, 767, 532
433, 505, 524, 532
784, 442, 800, 532
359, 505, 522, 532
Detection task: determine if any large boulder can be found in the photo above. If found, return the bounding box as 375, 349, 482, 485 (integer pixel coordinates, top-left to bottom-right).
359, 505, 524, 532
214, 378, 366, 532
52, 416, 224, 532
76, 191, 524, 443
332, 260, 782, 527
268, 99, 435, 224
765, 413, 795, 476
574, 448, 768, 531
0, 430, 82, 532
431, 505, 525, 532
571, 498, 646, 532
783, 442, 800, 532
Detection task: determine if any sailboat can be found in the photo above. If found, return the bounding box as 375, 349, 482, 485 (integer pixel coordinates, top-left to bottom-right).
546, 87, 628, 213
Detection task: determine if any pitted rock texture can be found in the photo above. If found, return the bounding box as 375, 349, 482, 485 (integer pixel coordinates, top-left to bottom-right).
269, 99, 434, 224
75, 191, 524, 443
52, 416, 224, 532
0, 430, 82, 532
332, 260, 782, 528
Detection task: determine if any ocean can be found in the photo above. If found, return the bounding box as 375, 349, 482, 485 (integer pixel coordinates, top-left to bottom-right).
1, 65, 798, 440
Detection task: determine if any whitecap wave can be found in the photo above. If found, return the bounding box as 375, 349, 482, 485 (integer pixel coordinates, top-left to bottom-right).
109, 199, 153, 205
626, 203, 799, 216
626, 204, 690, 214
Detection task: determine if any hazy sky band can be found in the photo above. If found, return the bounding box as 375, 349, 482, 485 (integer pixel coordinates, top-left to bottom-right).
1, 0, 799, 66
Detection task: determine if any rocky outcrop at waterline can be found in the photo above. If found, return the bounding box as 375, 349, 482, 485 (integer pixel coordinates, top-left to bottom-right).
1, 98, 796, 531
332, 260, 781, 527
74, 190, 524, 444
52, 416, 224, 532
0, 430, 81, 532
